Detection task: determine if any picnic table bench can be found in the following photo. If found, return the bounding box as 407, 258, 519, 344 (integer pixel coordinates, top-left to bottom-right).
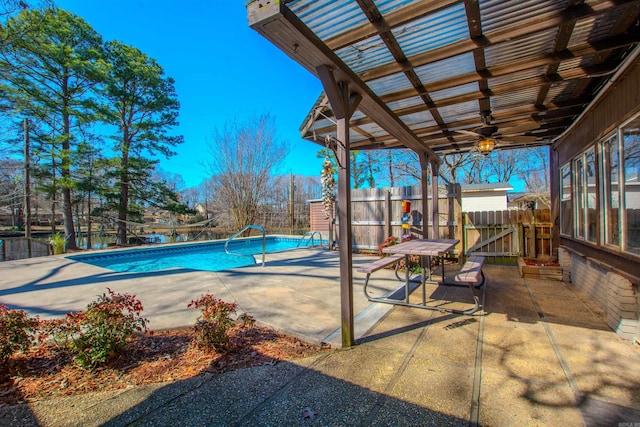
445, 255, 486, 289
359, 240, 485, 315
357, 253, 405, 288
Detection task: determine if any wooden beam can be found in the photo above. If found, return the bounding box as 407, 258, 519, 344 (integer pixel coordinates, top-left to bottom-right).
359, 0, 639, 81
299, 32, 635, 145
247, 1, 440, 163
326, 0, 463, 51
380, 57, 624, 105
317, 65, 347, 119
304, 101, 587, 145
354, 0, 458, 147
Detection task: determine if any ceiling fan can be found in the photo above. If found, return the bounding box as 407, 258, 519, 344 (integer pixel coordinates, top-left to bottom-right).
455, 110, 540, 155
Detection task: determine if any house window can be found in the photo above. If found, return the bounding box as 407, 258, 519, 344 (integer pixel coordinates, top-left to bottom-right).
574, 155, 586, 239
586, 148, 597, 243
560, 164, 572, 236
560, 110, 640, 258
602, 133, 620, 247
599, 112, 640, 256
622, 115, 640, 255
573, 146, 597, 242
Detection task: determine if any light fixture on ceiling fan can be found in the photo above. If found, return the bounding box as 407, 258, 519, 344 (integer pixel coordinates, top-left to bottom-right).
455, 110, 540, 155
476, 137, 496, 155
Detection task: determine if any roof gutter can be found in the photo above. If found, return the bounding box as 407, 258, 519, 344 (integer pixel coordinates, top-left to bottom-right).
552, 43, 640, 147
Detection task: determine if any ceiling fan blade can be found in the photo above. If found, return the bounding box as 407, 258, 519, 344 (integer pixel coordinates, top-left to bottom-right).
498, 122, 540, 135
501, 135, 539, 143
455, 129, 482, 137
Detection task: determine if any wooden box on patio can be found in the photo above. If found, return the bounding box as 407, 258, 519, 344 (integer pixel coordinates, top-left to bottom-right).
517, 257, 563, 281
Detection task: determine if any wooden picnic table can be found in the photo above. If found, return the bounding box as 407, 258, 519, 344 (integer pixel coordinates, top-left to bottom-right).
381, 238, 459, 303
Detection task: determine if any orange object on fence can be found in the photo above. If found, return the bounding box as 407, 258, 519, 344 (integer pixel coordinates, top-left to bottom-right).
401, 200, 411, 213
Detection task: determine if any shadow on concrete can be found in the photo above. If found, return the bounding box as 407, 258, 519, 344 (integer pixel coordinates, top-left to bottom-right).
0, 265, 198, 298
0, 355, 468, 426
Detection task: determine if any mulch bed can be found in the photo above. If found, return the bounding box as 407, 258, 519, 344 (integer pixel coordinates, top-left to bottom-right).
0, 326, 327, 407
522, 258, 560, 267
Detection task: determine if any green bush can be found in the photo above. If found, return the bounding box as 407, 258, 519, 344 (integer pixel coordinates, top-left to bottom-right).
67, 289, 148, 369
0, 305, 39, 365
50, 232, 65, 254
188, 294, 238, 351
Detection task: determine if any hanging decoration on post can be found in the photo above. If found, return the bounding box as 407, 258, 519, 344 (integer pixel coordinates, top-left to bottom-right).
401, 199, 412, 241
320, 157, 335, 219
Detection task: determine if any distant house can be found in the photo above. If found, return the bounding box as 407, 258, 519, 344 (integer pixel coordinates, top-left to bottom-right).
195, 203, 213, 219
507, 192, 551, 210
460, 183, 514, 212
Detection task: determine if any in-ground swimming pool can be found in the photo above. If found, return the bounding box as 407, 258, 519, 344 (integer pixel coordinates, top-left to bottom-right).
68, 237, 324, 273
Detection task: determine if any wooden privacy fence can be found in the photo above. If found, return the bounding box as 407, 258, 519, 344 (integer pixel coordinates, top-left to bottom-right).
463, 209, 552, 265
336, 184, 461, 251
310, 184, 553, 264
1, 238, 51, 261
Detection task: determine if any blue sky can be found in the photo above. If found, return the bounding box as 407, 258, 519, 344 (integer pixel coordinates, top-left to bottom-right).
56, 0, 324, 189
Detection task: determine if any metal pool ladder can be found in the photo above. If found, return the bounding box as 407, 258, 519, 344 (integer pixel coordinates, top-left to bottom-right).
224, 224, 266, 267
297, 231, 324, 248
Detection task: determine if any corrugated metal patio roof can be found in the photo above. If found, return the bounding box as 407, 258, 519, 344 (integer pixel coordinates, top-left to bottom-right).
248, 0, 639, 156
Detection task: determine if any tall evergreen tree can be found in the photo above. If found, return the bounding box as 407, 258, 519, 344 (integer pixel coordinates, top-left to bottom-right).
0, 7, 108, 249
100, 40, 183, 244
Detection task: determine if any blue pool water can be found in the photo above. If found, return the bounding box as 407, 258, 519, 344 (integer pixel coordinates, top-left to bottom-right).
68, 237, 322, 273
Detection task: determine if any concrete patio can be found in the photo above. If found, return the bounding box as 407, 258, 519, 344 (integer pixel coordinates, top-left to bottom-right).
0, 246, 400, 344
1, 248, 639, 426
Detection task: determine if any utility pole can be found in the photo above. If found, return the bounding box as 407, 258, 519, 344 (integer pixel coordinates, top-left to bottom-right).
23, 118, 32, 257
289, 172, 294, 235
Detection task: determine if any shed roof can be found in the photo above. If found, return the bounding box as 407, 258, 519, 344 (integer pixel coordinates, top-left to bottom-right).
248, 0, 640, 156
461, 182, 514, 192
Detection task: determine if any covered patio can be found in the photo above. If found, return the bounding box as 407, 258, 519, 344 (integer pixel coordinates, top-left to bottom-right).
247, 0, 640, 347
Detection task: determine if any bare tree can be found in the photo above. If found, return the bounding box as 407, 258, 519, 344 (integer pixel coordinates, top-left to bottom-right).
206, 114, 288, 231
519, 146, 551, 207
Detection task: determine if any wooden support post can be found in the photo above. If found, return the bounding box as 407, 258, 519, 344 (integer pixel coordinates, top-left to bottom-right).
336, 113, 353, 347
430, 159, 440, 239
447, 183, 463, 261
317, 65, 361, 348
530, 223, 537, 258
455, 184, 463, 247
417, 151, 429, 238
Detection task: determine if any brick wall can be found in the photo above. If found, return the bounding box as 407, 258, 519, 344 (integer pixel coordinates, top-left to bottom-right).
559, 247, 640, 341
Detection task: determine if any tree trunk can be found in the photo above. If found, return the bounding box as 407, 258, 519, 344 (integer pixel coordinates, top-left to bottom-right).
61, 75, 77, 250
87, 192, 92, 250
117, 144, 130, 245
50, 192, 56, 234
117, 172, 128, 245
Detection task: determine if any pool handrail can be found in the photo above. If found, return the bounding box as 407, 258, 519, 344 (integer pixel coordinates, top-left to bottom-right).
298, 231, 324, 248
188, 218, 216, 242
224, 224, 266, 267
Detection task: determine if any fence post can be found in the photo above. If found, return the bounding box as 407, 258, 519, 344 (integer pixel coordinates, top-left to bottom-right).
518, 223, 525, 258
530, 222, 537, 259
446, 183, 463, 262
385, 190, 391, 238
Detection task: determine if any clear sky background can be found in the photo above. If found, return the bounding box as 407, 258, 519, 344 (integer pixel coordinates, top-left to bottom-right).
55, 0, 325, 189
